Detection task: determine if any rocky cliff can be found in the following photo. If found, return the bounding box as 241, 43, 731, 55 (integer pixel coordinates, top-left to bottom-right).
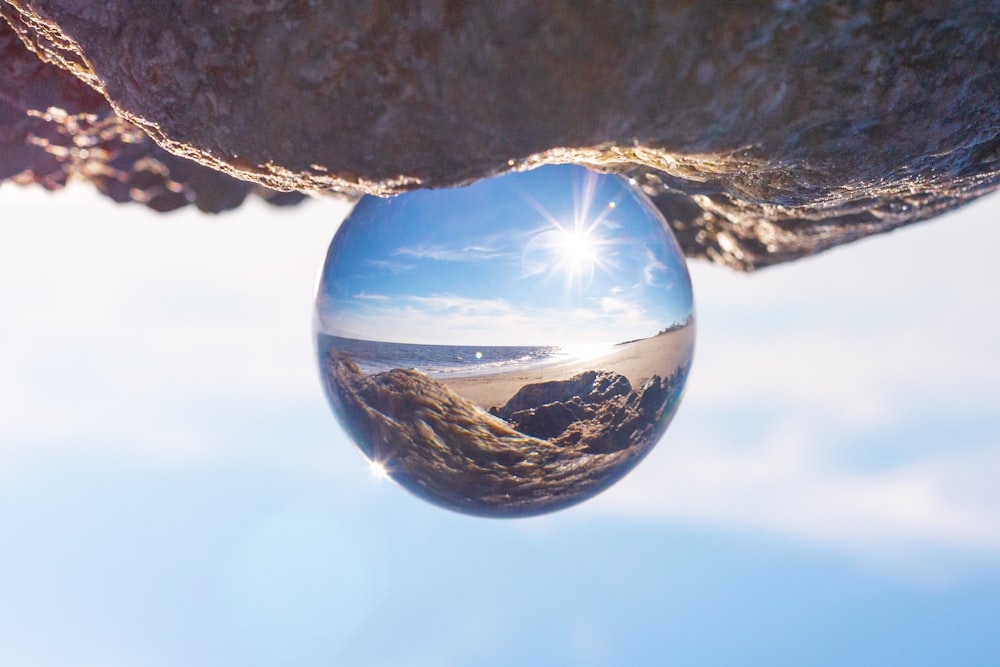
4, 2, 1000, 269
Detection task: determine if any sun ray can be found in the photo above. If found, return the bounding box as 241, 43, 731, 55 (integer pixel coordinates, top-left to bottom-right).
511, 169, 626, 291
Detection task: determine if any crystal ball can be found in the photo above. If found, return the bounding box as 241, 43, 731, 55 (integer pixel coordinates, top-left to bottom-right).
314, 165, 695, 517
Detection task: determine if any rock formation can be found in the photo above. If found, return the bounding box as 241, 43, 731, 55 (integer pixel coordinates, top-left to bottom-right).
0, 19, 304, 213
320, 351, 685, 517
495, 370, 633, 420
4, 2, 1000, 268
497, 368, 687, 456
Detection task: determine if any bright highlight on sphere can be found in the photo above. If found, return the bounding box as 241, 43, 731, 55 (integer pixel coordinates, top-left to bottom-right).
556, 228, 597, 265
314, 165, 696, 517
369, 461, 389, 480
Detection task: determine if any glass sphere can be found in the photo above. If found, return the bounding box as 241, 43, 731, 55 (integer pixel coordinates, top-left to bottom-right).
314, 165, 695, 517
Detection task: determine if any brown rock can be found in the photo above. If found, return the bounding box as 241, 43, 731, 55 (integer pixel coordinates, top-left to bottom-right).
319, 352, 678, 517
4, 2, 1000, 267
497, 370, 632, 420
0, 19, 310, 212
508, 402, 579, 441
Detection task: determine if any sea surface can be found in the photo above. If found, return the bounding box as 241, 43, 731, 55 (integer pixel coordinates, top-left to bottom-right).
317, 333, 608, 378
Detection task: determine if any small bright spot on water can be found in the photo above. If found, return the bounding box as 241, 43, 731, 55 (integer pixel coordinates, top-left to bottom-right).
315, 165, 695, 518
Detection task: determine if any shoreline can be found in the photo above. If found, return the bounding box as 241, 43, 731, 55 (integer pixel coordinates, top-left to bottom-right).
442, 325, 695, 409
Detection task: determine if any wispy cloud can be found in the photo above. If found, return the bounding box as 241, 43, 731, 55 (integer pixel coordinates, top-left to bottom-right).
642, 249, 669, 286
585, 202, 1000, 566
406, 294, 513, 315
0, 188, 352, 468
393, 241, 512, 263
320, 289, 665, 346
595, 419, 1000, 561
365, 258, 414, 273
597, 295, 655, 329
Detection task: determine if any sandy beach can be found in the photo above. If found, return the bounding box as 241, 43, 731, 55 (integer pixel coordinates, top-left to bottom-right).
443, 325, 695, 409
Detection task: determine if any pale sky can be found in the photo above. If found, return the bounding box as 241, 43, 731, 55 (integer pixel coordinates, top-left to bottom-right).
1, 180, 999, 665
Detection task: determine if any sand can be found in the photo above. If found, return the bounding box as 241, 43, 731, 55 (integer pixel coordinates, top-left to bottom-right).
442, 325, 696, 409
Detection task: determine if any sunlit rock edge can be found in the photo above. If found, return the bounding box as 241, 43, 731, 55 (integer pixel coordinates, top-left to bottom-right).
4, 1, 1000, 269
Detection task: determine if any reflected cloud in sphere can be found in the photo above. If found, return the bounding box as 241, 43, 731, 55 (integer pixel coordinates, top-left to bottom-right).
314, 165, 696, 516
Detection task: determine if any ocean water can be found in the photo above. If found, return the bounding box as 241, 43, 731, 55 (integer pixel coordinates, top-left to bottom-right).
317, 333, 596, 378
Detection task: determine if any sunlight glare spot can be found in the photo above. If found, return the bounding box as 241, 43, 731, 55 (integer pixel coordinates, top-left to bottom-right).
370, 460, 389, 480
556, 227, 598, 266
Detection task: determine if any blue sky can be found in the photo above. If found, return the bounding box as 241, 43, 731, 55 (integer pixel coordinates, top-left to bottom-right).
316, 165, 693, 346
1, 179, 1000, 666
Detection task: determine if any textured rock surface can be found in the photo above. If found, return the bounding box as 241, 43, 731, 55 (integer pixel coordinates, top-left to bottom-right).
320, 352, 681, 516
0, 19, 305, 212
4, 1, 1000, 268
496, 370, 633, 420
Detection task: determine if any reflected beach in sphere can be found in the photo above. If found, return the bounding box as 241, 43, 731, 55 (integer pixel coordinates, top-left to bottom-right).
314, 165, 695, 517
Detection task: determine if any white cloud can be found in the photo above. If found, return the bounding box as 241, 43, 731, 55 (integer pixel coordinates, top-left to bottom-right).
365, 258, 413, 274
407, 294, 513, 315
5, 182, 1000, 570
393, 241, 511, 262
595, 418, 1000, 562
319, 289, 666, 346
0, 185, 356, 469
585, 193, 1000, 565
642, 248, 669, 285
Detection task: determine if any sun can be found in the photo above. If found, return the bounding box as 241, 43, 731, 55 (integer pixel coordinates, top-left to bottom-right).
543, 219, 612, 287
555, 227, 598, 267
517, 168, 621, 289
519, 215, 616, 290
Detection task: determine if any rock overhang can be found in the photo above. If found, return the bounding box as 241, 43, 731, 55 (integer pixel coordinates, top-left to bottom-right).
3, 1, 1000, 270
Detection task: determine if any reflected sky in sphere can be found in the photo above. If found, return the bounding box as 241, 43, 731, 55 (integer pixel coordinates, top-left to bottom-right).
314, 165, 695, 517
316, 164, 693, 347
